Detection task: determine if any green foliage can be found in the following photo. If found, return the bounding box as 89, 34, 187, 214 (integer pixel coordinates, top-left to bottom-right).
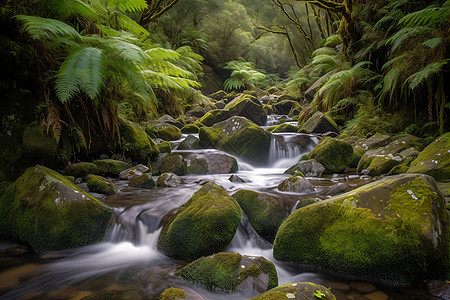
224, 60, 266, 91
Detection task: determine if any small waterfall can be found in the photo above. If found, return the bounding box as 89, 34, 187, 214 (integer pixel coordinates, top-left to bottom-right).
268, 133, 318, 168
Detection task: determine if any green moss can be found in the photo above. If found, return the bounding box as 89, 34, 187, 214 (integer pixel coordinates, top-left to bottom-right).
309, 137, 353, 173
160, 155, 187, 176
301, 112, 339, 134
175, 252, 277, 292
0, 165, 114, 252
157, 182, 241, 259
157, 126, 182, 141
128, 173, 156, 189
268, 123, 299, 133
119, 119, 159, 163
22, 124, 58, 159
160, 287, 186, 300
196, 109, 232, 127
293, 172, 305, 177
64, 162, 99, 178
232, 190, 285, 242
367, 155, 401, 176
86, 174, 118, 195
158, 141, 172, 154
250, 282, 335, 300
0, 181, 12, 197
407, 132, 450, 181
273, 174, 448, 283
437, 182, 450, 197
93, 159, 131, 177
181, 124, 199, 134
387, 164, 409, 175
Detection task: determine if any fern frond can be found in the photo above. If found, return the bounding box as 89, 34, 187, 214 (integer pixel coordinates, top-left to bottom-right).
15, 15, 82, 42
324, 34, 342, 47
105, 0, 148, 12
382, 53, 407, 70
422, 37, 442, 49
115, 12, 149, 36
104, 38, 150, 65
68, 0, 98, 19
399, 4, 450, 28
143, 70, 201, 90
224, 77, 245, 91
55, 47, 107, 103
407, 59, 450, 90
385, 26, 432, 52
149, 59, 195, 79
176, 46, 204, 63
145, 47, 181, 60
311, 47, 338, 57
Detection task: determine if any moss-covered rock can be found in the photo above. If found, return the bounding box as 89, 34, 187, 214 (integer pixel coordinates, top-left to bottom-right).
22, 124, 58, 160
273, 174, 448, 283
186, 153, 238, 174
268, 123, 299, 133
119, 120, 159, 164
232, 190, 285, 242
225, 95, 267, 126
160, 287, 187, 300
176, 252, 277, 293
309, 137, 353, 173
300, 112, 339, 134
407, 132, 450, 181
0, 181, 12, 197
157, 182, 241, 259
128, 173, 156, 189
177, 135, 200, 150
81, 290, 143, 300
366, 155, 402, 176
186, 106, 206, 118
146, 122, 182, 141
157, 141, 172, 154
181, 124, 199, 134
199, 117, 271, 164
278, 176, 315, 193
118, 164, 151, 180
93, 159, 131, 178
86, 174, 118, 195
157, 173, 186, 187
284, 160, 325, 177
196, 109, 232, 127
355, 134, 392, 150
0, 165, 114, 252
64, 162, 99, 178
250, 282, 335, 300
160, 155, 187, 176
272, 100, 299, 115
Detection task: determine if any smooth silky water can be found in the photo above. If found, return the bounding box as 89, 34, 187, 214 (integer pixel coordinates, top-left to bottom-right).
0, 129, 433, 300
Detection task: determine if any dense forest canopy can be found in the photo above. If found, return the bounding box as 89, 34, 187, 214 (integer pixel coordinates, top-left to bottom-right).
0, 0, 448, 180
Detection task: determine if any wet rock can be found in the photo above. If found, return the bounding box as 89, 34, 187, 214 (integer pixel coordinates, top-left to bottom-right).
327, 182, 350, 196
119, 119, 159, 164
408, 132, 450, 181
278, 176, 315, 193
0, 165, 114, 252
157, 141, 172, 155
145, 122, 182, 141
367, 154, 402, 176
176, 252, 277, 293
268, 123, 299, 133
427, 280, 450, 299
177, 135, 200, 150
199, 117, 271, 164
296, 198, 321, 209
232, 190, 286, 242
356, 135, 392, 150
119, 164, 151, 180
300, 112, 339, 134
180, 124, 199, 134
186, 106, 206, 118
209, 90, 228, 101
225, 95, 267, 126
86, 174, 118, 195
272, 100, 298, 115
128, 173, 156, 189
93, 159, 131, 178
215, 101, 226, 109
285, 159, 325, 177
160, 155, 187, 176
64, 162, 99, 178
273, 173, 448, 283
196, 109, 232, 127
186, 153, 238, 174
151, 153, 170, 176
229, 175, 246, 183
309, 137, 354, 173
157, 182, 241, 259
250, 282, 335, 300
157, 173, 186, 187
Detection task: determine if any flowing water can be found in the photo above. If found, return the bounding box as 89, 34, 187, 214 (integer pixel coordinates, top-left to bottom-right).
0, 121, 438, 300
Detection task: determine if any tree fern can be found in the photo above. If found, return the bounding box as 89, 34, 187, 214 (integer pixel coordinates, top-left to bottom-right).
422, 37, 442, 49
398, 2, 450, 28
223, 60, 266, 91
385, 26, 432, 52
55, 47, 107, 103
407, 59, 450, 91
102, 0, 148, 13
15, 15, 82, 42
104, 38, 151, 65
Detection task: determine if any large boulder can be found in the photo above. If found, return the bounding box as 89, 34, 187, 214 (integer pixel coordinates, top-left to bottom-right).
157, 182, 241, 259
128, 173, 156, 189
175, 252, 277, 294
145, 122, 182, 141
0, 165, 114, 252
119, 164, 151, 180
196, 109, 232, 127
157, 173, 186, 187
225, 96, 267, 126
160, 155, 187, 176
355, 134, 392, 150
119, 120, 159, 164
93, 159, 131, 177
177, 135, 200, 150
278, 176, 316, 193
366, 155, 402, 176
284, 159, 325, 177
186, 153, 238, 174
268, 123, 299, 133
309, 137, 354, 173
273, 174, 448, 282
199, 117, 271, 164
408, 132, 450, 181
250, 282, 335, 300
232, 190, 285, 242
300, 112, 339, 134
64, 162, 99, 178
272, 100, 299, 115
86, 174, 118, 195
181, 124, 199, 134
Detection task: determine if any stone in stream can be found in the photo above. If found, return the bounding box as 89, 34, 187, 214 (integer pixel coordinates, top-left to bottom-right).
64, 162, 99, 178
225, 95, 267, 126
250, 282, 335, 300
157, 182, 241, 259
268, 123, 299, 133
177, 135, 200, 150
119, 119, 159, 164
128, 173, 156, 189
407, 132, 450, 181
160, 155, 187, 176
92, 159, 131, 178
284, 159, 326, 177
186, 153, 238, 174
175, 252, 277, 294
300, 112, 339, 134
195, 109, 232, 127
199, 116, 271, 164
309, 137, 354, 173
273, 173, 448, 283
157, 173, 186, 187
86, 174, 118, 195
180, 124, 199, 134
278, 176, 316, 194
119, 164, 151, 180
145, 121, 182, 141
232, 190, 286, 243
0, 165, 114, 252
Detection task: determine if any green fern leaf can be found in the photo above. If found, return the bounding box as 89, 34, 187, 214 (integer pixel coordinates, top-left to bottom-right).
56, 47, 106, 103
422, 37, 442, 48
115, 12, 149, 36
399, 3, 450, 28
324, 34, 342, 47
105, 0, 148, 12
15, 15, 82, 42
386, 26, 432, 51
408, 59, 450, 90
104, 38, 150, 65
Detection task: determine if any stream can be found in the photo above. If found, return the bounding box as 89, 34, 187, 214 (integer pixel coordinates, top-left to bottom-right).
0, 121, 438, 300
